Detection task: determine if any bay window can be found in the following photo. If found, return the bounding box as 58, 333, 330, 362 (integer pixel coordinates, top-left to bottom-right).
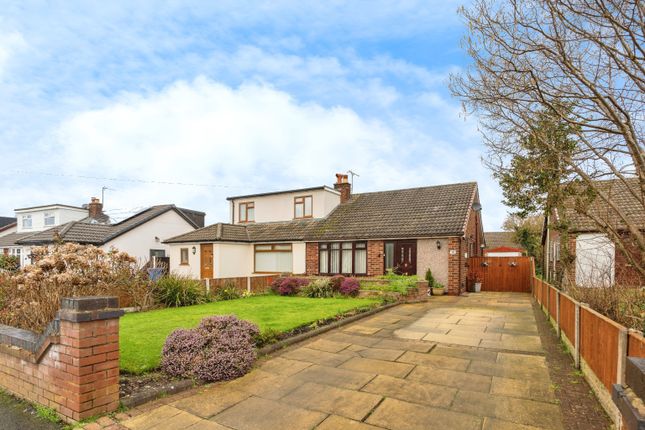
319, 242, 367, 275
255, 244, 292, 273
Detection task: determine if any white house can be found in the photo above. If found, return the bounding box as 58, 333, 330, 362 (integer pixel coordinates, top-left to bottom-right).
0, 198, 204, 267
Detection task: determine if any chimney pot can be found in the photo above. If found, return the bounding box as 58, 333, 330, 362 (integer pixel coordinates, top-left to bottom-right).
333, 173, 351, 203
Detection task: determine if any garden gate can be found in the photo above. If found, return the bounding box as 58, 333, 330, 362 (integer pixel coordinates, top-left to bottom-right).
467, 256, 533, 293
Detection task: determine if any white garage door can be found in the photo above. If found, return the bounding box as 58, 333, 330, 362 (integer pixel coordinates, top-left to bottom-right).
576, 233, 615, 287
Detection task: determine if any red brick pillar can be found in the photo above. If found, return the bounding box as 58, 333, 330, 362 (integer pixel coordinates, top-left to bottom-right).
447, 238, 461, 295
57, 297, 123, 421
305, 243, 319, 275
367, 240, 384, 276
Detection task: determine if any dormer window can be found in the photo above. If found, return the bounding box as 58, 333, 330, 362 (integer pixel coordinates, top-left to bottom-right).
22, 215, 32, 229
44, 212, 55, 226
294, 195, 313, 219
239, 202, 255, 223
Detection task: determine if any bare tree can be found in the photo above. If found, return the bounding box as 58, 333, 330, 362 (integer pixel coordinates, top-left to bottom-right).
450, 0, 645, 279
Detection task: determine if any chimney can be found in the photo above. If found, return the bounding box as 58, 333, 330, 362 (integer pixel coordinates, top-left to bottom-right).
334, 173, 351, 203
88, 197, 104, 220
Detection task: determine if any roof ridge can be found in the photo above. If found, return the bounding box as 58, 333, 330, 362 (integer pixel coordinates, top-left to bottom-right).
353, 181, 478, 197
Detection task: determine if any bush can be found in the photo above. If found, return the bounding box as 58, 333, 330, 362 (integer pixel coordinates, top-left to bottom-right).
301, 279, 335, 298
340, 278, 360, 297
161, 315, 259, 382
213, 280, 242, 301
270, 277, 285, 294
566, 285, 645, 332
155, 274, 206, 307
329, 275, 345, 292
425, 268, 436, 288
0, 255, 19, 272
0, 243, 153, 332
274, 277, 309, 296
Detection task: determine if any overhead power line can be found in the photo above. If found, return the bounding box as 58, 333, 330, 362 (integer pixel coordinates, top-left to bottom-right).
8, 170, 251, 189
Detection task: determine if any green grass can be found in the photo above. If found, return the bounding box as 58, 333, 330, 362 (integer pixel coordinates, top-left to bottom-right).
120, 295, 380, 374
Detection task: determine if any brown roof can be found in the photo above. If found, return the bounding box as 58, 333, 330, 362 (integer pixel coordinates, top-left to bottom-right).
0, 232, 37, 247
307, 182, 478, 241
484, 232, 519, 249
562, 178, 644, 233
17, 205, 199, 245
165, 219, 321, 243
166, 182, 479, 243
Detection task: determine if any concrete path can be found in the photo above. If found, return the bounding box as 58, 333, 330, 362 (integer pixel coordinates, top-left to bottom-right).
122, 293, 564, 430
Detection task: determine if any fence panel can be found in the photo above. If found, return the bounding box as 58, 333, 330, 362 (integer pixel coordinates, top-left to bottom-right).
627, 331, 645, 358
548, 286, 557, 318
250, 275, 277, 293
579, 307, 620, 391
559, 294, 576, 342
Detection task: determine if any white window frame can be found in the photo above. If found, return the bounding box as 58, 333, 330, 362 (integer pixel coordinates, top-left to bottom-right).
22, 215, 32, 229
44, 212, 55, 226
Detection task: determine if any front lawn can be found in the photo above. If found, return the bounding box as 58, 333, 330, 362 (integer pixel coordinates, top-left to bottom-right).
120, 295, 380, 374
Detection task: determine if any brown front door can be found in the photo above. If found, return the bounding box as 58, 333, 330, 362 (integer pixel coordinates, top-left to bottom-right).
200, 244, 213, 279
388, 241, 417, 275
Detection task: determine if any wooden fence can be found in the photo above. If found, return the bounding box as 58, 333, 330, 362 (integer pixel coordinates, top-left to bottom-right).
467, 256, 532, 292
202, 274, 277, 295
532, 277, 644, 423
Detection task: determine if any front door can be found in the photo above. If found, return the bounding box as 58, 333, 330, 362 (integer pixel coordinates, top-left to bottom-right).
385, 241, 417, 275
200, 244, 213, 279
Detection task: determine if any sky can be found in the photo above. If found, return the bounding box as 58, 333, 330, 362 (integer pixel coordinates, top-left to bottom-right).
0, 1, 510, 229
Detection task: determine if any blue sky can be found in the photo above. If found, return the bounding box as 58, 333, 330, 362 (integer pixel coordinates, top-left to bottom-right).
0, 1, 509, 229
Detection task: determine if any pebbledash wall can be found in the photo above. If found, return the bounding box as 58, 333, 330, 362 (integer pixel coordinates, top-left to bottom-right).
0, 297, 123, 423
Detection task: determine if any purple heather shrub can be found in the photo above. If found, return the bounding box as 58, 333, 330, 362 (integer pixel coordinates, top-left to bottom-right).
276, 277, 309, 296
269, 277, 285, 294
161, 315, 259, 382
340, 277, 360, 297
329, 275, 345, 292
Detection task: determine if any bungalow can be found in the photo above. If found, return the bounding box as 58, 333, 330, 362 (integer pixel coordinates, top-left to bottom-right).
543, 178, 644, 287
0, 198, 204, 267
165, 174, 485, 295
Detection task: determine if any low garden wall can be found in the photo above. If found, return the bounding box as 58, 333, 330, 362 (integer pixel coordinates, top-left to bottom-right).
0, 297, 123, 423
202, 274, 278, 294
532, 277, 645, 426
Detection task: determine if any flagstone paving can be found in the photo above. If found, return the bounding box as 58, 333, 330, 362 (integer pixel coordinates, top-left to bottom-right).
120, 293, 566, 430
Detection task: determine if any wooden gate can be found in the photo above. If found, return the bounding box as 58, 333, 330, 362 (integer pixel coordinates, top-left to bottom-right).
467, 256, 533, 293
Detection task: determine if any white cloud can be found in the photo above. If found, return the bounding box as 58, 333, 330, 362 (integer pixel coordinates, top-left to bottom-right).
0, 30, 26, 78
48, 77, 494, 224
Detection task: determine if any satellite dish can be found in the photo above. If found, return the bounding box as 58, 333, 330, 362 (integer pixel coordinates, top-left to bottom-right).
472, 202, 482, 212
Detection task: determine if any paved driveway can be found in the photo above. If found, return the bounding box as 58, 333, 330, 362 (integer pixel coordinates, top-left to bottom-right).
122, 293, 564, 430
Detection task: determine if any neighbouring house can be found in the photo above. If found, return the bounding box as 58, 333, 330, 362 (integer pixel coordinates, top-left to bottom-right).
483, 231, 525, 257
165, 174, 485, 295
0, 198, 204, 267
543, 178, 644, 287
0, 217, 17, 238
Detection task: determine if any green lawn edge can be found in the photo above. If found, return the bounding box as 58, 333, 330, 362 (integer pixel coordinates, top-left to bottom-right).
119, 295, 380, 374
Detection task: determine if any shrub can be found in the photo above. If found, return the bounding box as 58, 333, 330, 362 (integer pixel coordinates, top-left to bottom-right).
0, 255, 19, 272
566, 285, 645, 332
425, 268, 436, 288
275, 277, 309, 296
270, 277, 285, 294
0, 243, 153, 332
329, 275, 345, 292
213, 280, 242, 301
301, 278, 335, 298
161, 315, 259, 382
155, 274, 206, 307
340, 278, 360, 297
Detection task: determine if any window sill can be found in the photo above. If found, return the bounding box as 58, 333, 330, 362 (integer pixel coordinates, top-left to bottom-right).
180, 263, 190, 266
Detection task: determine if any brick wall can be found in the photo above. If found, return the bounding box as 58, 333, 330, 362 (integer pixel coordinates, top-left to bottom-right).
447, 237, 461, 295
305, 242, 319, 275
367, 240, 384, 276
0, 297, 123, 423
614, 232, 644, 287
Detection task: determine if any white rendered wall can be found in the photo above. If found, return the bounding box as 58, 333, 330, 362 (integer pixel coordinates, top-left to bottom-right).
230, 188, 340, 224
214, 243, 253, 278
103, 210, 196, 265
576, 233, 615, 287
16, 207, 87, 233
168, 243, 201, 278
